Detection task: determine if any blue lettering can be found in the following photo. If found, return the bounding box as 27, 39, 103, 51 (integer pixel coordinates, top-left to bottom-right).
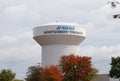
62, 26, 68, 30
56, 26, 61, 30
56, 26, 75, 31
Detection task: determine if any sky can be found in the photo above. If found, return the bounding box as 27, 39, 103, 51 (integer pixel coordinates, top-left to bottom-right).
0, 0, 120, 80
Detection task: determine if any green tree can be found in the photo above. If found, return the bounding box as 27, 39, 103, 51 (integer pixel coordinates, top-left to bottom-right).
59, 54, 98, 81
0, 69, 16, 81
25, 65, 42, 81
109, 56, 120, 81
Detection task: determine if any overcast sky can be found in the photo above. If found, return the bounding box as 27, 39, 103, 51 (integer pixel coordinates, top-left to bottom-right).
0, 0, 120, 80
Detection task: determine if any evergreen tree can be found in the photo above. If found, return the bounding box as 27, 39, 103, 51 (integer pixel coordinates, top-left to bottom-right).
109, 56, 120, 81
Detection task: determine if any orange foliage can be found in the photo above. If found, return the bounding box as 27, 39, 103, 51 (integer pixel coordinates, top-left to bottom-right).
59, 54, 97, 81
40, 65, 63, 81
26, 54, 98, 81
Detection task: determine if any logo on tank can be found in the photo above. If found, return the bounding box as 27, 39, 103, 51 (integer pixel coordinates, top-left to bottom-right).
56, 26, 75, 31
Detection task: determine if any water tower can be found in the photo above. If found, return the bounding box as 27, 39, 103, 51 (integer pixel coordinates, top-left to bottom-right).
33, 22, 86, 66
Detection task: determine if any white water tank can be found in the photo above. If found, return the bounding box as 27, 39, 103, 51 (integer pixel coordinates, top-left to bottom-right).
33, 22, 86, 66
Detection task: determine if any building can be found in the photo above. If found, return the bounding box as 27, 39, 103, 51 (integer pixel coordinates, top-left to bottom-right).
33, 22, 119, 81
33, 22, 86, 66
93, 74, 119, 81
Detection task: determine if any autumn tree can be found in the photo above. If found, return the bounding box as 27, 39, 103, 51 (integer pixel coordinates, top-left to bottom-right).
0, 69, 16, 81
109, 56, 120, 81
25, 65, 62, 81
40, 65, 63, 81
25, 65, 42, 81
59, 54, 98, 81
26, 54, 97, 81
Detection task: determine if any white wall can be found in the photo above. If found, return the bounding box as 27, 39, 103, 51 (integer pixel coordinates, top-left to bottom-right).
42, 45, 79, 66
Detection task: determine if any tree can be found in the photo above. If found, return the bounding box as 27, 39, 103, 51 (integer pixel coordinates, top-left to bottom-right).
59, 54, 98, 81
0, 69, 16, 81
26, 54, 98, 81
107, 1, 120, 18
25, 65, 42, 81
25, 65, 62, 81
13, 79, 24, 81
109, 56, 120, 81
40, 65, 62, 81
